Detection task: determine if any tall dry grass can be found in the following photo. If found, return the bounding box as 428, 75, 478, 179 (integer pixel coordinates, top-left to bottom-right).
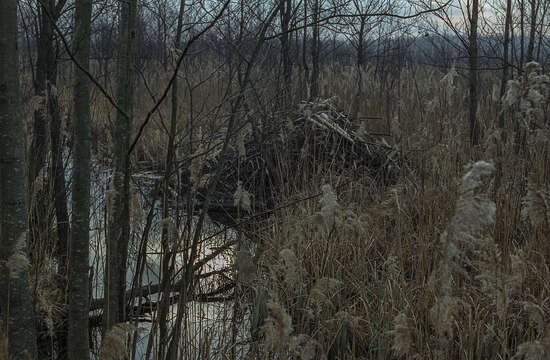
18, 56, 550, 359
234, 62, 550, 359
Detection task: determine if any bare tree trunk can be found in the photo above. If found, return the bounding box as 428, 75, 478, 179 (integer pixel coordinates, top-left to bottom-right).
28, 2, 53, 279
28, 1, 69, 355
499, 0, 513, 129
48, 75, 71, 359
535, 2, 548, 62
28, 0, 67, 181
280, 0, 293, 105
302, 0, 309, 98
29, 1, 54, 185
0, 0, 39, 357
157, 1, 186, 357
67, 0, 92, 357
469, 0, 480, 146
49, 82, 69, 279
105, 0, 137, 331
526, 0, 538, 61
351, 15, 367, 120
310, 0, 320, 99
519, 0, 525, 70
495, 0, 513, 203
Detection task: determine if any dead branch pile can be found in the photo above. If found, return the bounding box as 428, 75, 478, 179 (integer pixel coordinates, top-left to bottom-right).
190, 97, 402, 224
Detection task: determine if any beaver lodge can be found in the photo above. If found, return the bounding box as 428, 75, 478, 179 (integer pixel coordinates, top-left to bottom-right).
182, 97, 403, 228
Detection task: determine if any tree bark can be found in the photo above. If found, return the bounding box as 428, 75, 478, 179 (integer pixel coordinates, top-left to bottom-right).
0, 0, 39, 357
156, 1, 186, 357
302, 0, 309, 98
49, 81, 70, 280
280, 0, 293, 105
105, 0, 137, 331
27, 1, 69, 356
351, 15, 367, 120
526, 0, 538, 61
499, 0, 512, 129
310, 0, 320, 99
48, 75, 71, 358
535, 2, 548, 62
67, 0, 92, 357
28, 0, 67, 181
469, 0, 480, 146
519, 0, 525, 70
29, 0, 54, 185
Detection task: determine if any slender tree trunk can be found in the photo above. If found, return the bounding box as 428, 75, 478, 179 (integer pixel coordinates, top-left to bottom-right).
157, 1, 186, 357
499, 0, 513, 129
29, 1, 69, 355
351, 16, 366, 120
28, 0, 67, 182
302, 0, 309, 98
535, 3, 548, 62
469, 0, 480, 146
519, 0, 525, 70
48, 77, 71, 359
105, 0, 137, 331
495, 0, 513, 202
29, 1, 54, 185
510, 11, 517, 67
280, 0, 293, 105
28, 3, 55, 291
49, 81, 69, 279
0, 0, 39, 357
310, 0, 320, 99
526, 0, 538, 61
67, 0, 92, 357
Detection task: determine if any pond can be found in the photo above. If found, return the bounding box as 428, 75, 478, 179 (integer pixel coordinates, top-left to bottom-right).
86, 161, 250, 359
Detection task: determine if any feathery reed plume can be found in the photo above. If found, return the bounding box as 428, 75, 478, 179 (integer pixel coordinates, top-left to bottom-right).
235, 122, 250, 159
32, 255, 63, 339
309, 277, 343, 314
290, 334, 317, 360
522, 181, 550, 228
319, 184, 338, 218
429, 161, 496, 352
477, 246, 525, 321
521, 302, 546, 335
503, 61, 549, 127
278, 248, 302, 289
503, 80, 522, 107
440, 64, 458, 103
513, 334, 550, 360
7, 232, 29, 280
390, 312, 415, 357
100, 323, 136, 360
312, 184, 340, 231
261, 301, 293, 351
233, 181, 252, 213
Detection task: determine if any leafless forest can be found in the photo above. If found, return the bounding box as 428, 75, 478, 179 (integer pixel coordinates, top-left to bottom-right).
1, 0, 550, 358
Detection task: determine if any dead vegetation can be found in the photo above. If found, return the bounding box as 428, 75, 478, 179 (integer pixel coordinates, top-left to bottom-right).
17, 58, 550, 358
